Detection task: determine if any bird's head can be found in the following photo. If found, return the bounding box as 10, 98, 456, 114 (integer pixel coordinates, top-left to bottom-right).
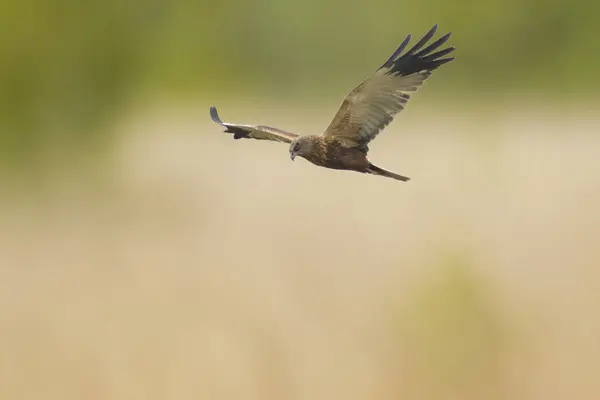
289, 136, 312, 161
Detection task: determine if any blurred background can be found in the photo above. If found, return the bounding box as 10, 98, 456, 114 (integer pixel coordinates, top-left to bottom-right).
1, 0, 600, 399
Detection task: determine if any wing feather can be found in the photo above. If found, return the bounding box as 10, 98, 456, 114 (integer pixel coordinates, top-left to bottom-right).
322, 25, 455, 149
210, 106, 298, 144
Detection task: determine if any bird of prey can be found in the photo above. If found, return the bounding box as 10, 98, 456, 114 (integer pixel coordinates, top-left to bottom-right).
210, 24, 455, 182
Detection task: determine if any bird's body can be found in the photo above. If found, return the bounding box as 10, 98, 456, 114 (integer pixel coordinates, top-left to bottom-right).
292, 136, 367, 170
287, 135, 410, 181
210, 24, 455, 182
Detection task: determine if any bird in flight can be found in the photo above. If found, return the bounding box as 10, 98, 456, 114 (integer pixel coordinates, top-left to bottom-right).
210, 24, 455, 182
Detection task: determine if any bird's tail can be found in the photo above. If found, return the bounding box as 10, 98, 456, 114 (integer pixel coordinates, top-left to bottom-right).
366, 163, 410, 182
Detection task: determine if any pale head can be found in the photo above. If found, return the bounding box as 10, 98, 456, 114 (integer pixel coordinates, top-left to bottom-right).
289, 136, 314, 161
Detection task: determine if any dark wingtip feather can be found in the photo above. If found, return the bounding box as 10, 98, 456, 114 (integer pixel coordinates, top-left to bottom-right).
428, 57, 455, 71
406, 24, 439, 55
209, 105, 247, 138
384, 25, 455, 76
209, 105, 224, 125
415, 32, 452, 57
437, 57, 455, 65
379, 34, 412, 70
422, 46, 455, 62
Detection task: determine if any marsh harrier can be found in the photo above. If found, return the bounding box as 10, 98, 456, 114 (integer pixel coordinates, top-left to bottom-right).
210, 24, 455, 182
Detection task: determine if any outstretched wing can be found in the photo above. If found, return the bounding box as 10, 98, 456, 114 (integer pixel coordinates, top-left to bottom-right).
210, 106, 298, 144
322, 24, 455, 149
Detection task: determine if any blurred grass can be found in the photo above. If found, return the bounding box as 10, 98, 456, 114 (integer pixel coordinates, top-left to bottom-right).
390, 256, 509, 399
2, 107, 600, 399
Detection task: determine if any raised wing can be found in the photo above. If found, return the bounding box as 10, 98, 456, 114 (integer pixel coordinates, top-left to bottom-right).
210, 106, 298, 144
322, 24, 455, 149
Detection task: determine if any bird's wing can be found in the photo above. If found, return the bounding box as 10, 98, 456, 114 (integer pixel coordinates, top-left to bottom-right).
321, 24, 455, 149
210, 106, 299, 144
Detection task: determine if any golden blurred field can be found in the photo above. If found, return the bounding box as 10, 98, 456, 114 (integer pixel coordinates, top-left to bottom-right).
3, 0, 600, 397
1, 101, 599, 399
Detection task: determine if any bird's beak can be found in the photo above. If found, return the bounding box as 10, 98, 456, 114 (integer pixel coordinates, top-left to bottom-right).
290, 152, 295, 161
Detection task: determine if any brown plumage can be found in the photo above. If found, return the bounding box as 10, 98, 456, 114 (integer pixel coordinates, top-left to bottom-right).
210, 24, 455, 182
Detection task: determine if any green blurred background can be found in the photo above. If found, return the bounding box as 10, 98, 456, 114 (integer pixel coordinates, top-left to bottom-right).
1, 1, 600, 399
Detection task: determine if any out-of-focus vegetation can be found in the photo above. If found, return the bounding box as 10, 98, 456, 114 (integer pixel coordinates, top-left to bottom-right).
1, 0, 599, 170
2, 117, 600, 399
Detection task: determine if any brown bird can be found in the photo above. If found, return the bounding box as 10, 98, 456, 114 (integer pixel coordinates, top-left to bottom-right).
210, 24, 455, 182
